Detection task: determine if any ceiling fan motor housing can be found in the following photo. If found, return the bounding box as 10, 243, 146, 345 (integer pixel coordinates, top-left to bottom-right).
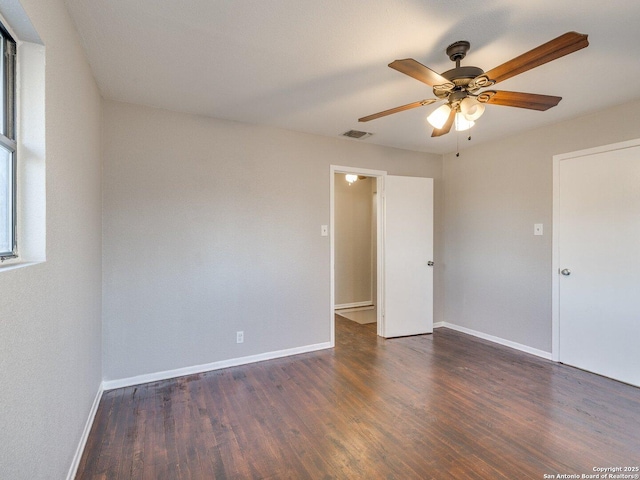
434, 65, 485, 100
442, 66, 485, 86
433, 41, 486, 99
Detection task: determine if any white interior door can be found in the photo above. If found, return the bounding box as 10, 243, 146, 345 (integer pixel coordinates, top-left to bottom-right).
382, 175, 433, 338
558, 144, 640, 386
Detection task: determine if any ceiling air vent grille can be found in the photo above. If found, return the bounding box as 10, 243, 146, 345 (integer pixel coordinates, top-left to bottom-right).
341, 130, 372, 139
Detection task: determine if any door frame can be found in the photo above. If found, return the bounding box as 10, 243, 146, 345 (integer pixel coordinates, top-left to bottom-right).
551, 138, 640, 362
330, 165, 387, 346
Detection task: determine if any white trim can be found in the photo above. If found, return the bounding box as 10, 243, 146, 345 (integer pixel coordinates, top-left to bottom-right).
102, 342, 332, 391
434, 322, 552, 360
336, 305, 374, 314
551, 138, 640, 362
330, 165, 387, 347
0, 260, 42, 272
331, 165, 388, 177
376, 175, 385, 337
334, 301, 373, 310
552, 150, 561, 362
554, 138, 640, 162
66, 383, 103, 480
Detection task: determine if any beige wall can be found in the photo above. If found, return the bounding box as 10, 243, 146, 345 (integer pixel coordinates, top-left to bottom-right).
334, 175, 374, 307
102, 100, 443, 381
443, 100, 640, 352
0, 1, 103, 478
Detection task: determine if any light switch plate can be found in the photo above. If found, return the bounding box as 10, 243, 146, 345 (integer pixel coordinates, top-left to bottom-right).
534, 224, 543, 236
321, 225, 328, 236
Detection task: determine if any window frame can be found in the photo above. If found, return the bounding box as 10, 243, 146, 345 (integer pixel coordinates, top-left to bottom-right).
0, 20, 16, 261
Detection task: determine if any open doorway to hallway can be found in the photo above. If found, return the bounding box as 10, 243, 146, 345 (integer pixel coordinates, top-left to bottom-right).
333, 173, 377, 328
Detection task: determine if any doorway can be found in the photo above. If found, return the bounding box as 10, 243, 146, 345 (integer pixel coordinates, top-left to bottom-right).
334, 173, 378, 326
330, 166, 386, 346
330, 166, 434, 346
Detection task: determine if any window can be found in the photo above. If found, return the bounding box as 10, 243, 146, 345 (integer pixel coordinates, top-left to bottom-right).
0, 21, 15, 260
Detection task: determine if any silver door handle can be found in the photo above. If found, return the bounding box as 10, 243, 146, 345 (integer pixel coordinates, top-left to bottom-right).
560, 268, 571, 276
427, 261, 434, 267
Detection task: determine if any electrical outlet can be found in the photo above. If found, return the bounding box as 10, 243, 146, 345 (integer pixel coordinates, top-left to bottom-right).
236, 331, 244, 344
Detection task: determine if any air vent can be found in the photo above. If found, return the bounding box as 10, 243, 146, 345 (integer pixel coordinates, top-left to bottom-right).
341, 130, 372, 139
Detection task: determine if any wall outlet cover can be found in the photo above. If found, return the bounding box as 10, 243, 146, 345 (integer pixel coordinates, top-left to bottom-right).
534, 224, 543, 236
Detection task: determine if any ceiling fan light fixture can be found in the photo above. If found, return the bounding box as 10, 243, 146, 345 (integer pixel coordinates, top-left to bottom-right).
460, 97, 485, 121
427, 104, 451, 129
454, 112, 475, 131
360, 32, 588, 139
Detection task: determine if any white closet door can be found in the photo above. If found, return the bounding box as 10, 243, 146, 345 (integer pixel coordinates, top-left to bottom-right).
558, 145, 640, 386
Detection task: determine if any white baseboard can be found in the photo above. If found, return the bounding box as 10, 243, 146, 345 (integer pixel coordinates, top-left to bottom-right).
335, 301, 373, 310
66, 382, 103, 480
434, 322, 552, 360
103, 341, 333, 391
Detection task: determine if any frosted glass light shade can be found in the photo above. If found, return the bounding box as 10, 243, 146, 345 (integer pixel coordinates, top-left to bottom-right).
345, 174, 358, 184
455, 112, 475, 131
427, 104, 451, 129
460, 97, 485, 121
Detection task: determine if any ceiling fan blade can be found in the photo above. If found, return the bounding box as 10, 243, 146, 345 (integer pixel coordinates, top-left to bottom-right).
431, 108, 456, 137
389, 59, 454, 89
483, 32, 588, 85
358, 99, 437, 122
479, 90, 562, 111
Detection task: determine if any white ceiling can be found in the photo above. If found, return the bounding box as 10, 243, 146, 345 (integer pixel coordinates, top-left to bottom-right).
64, 0, 640, 154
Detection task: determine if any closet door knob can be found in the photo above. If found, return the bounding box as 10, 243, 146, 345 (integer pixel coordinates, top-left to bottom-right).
427, 261, 434, 267
560, 268, 571, 276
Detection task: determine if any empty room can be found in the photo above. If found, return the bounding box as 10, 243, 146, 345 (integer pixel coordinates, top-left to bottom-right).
1, 1, 639, 479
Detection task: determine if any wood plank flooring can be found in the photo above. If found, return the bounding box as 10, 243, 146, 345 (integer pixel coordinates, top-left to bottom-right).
77, 318, 640, 479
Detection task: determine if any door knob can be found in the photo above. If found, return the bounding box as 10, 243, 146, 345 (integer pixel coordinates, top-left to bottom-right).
427, 261, 434, 267
560, 268, 571, 276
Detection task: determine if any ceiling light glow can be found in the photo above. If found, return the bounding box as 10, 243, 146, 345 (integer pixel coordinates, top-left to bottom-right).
454, 112, 475, 131
427, 104, 452, 129
460, 97, 485, 121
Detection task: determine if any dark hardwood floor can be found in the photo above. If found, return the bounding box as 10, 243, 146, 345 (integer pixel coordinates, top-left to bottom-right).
77, 318, 640, 479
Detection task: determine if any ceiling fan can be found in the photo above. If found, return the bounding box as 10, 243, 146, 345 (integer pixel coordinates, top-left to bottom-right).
359, 32, 589, 137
